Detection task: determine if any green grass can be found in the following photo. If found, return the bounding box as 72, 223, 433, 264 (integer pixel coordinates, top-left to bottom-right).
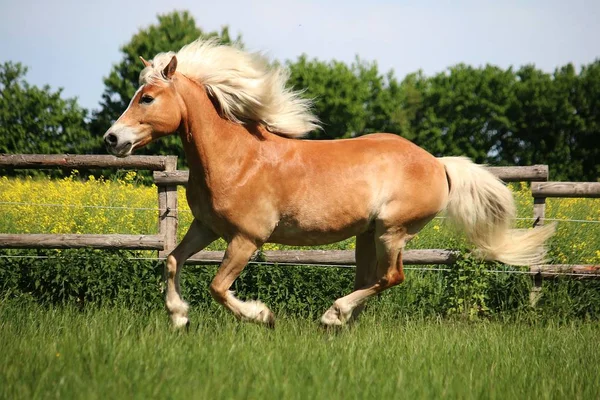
1, 301, 599, 400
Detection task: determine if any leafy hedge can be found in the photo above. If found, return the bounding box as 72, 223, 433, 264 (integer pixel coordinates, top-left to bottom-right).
2, 249, 600, 321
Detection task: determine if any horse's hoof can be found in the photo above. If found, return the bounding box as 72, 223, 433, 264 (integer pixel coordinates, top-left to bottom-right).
171, 315, 189, 330
260, 309, 275, 329
320, 306, 344, 327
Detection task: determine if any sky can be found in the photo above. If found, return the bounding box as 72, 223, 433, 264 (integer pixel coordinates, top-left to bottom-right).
1, 0, 599, 112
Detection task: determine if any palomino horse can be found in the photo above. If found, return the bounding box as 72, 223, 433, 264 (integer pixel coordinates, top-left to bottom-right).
104, 39, 555, 328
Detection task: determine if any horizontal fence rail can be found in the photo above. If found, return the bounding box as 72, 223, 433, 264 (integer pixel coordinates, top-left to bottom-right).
185, 250, 599, 279
532, 182, 600, 198
153, 165, 550, 187
187, 249, 459, 266
531, 264, 600, 278
0, 234, 164, 250
484, 165, 549, 182
0, 154, 174, 171
154, 170, 191, 186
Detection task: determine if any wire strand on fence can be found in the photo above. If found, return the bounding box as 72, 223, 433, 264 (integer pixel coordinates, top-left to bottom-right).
431, 215, 600, 224
0, 201, 161, 212
0, 254, 598, 278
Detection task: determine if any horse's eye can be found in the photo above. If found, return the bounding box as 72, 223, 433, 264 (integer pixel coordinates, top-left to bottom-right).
140, 95, 154, 104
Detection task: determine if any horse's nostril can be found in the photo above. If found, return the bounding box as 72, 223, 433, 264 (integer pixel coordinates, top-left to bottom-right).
105, 133, 118, 146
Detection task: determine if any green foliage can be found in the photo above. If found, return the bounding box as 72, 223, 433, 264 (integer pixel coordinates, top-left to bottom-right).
0, 62, 93, 156
287, 56, 404, 139
233, 264, 355, 316
534, 278, 600, 321
0, 249, 163, 309
3, 247, 600, 322
0, 249, 355, 318
503, 64, 585, 180
396, 62, 600, 179
409, 64, 516, 163
441, 254, 492, 319
90, 10, 241, 168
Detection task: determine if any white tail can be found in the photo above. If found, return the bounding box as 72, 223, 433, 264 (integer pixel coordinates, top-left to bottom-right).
439, 157, 555, 266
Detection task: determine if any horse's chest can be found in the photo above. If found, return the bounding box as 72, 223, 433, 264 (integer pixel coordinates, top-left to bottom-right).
185, 179, 268, 238
186, 184, 229, 223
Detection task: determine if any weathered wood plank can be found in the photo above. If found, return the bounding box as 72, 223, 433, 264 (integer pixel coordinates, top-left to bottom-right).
532, 182, 600, 198
532, 265, 600, 279
154, 170, 190, 186
185, 249, 459, 266
158, 156, 178, 259
0, 154, 171, 170
0, 234, 164, 250
486, 165, 548, 182
533, 197, 546, 226
155, 165, 549, 186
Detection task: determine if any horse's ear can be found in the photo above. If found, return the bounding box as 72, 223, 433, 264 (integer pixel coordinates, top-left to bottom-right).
162, 56, 177, 80
139, 56, 151, 67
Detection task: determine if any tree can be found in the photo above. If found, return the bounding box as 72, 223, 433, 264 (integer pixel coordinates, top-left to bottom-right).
91, 10, 241, 164
286, 55, 404, 139
502, 63, 600, 181
403, 64, 516, 163
570, 60, 600, 181
504, 65, 575, 179
0, 62, 92, 155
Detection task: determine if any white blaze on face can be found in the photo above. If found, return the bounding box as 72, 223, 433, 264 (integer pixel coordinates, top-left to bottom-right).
103, 86, 145, 157
126, 85, 144, 109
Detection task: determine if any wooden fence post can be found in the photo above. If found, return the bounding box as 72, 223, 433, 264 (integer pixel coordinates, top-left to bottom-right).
157, 156, 178, 260
530, 186, 548, 307
533, 197, 546, 227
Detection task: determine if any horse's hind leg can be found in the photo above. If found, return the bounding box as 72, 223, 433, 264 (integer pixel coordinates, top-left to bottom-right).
321, 224, 409, 326
166, 220, 218, 328
351, 229, 377, 320
209, 235, 275, 327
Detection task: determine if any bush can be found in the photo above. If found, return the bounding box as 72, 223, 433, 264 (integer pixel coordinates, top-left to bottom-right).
3, 248, 600, 322
0, 249, 163, 310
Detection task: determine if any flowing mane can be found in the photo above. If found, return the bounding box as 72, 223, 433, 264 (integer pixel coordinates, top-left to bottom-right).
140, 38, 320, 138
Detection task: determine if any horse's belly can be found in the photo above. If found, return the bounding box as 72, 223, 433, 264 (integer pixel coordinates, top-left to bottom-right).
267, 209, 372, 246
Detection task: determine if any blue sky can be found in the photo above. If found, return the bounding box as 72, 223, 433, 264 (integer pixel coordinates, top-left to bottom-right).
1, 0, 598, 112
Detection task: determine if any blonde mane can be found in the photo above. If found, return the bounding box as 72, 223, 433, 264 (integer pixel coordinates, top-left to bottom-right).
139, 39, 320, 138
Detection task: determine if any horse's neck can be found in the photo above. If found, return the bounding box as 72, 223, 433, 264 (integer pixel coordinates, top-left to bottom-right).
175, 76, 259, 185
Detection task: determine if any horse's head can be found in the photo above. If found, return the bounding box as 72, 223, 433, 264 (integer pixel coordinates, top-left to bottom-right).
104, 56, 182, 157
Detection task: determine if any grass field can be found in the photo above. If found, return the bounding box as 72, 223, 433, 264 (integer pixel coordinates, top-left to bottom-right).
1, 301, 599, 400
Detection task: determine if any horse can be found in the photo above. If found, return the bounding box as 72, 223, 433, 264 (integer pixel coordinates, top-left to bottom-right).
103, 39, 555, 328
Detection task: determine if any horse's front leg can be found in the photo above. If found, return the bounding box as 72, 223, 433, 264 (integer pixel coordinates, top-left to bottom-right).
209, 235, 275, 327
165, 219, 218, 328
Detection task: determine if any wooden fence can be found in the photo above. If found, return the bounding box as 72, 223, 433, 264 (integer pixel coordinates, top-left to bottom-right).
0, 154, 178, 260
1, 154, 599, 289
